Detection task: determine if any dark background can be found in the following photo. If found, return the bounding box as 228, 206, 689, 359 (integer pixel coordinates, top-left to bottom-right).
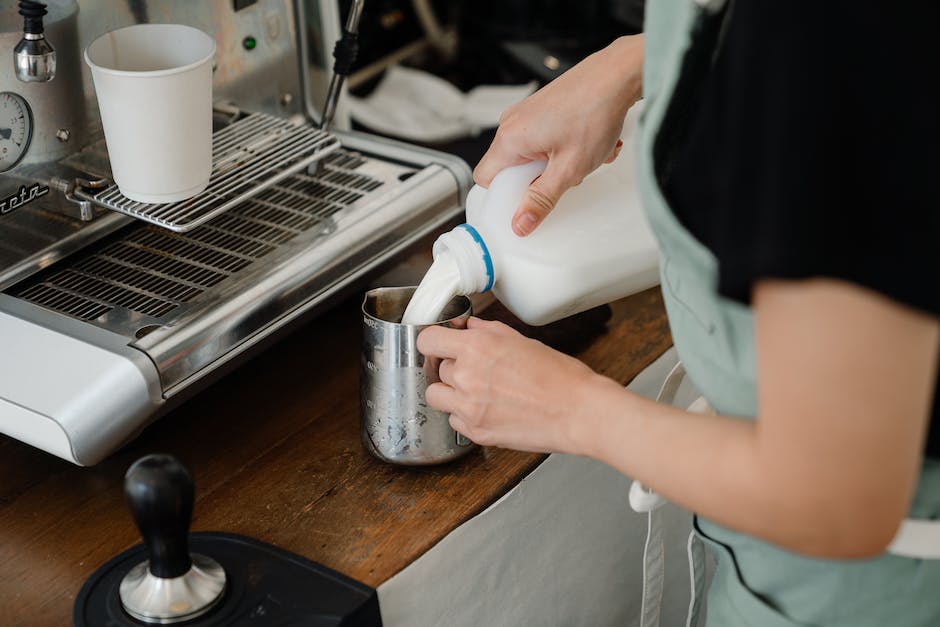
342, 0, 644, 166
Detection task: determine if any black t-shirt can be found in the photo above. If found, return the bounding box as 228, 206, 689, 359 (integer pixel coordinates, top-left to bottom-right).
661, 1, 939, 458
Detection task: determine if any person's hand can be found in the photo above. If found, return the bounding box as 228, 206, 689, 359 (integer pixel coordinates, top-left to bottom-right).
416, 317, 611, 454
474, 35, 644, 237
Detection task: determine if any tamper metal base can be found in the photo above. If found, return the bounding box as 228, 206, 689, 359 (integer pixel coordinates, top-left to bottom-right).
120, 554, 226, 624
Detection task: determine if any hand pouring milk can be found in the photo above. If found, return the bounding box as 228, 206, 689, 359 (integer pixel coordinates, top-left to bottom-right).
402, 158, 660, 326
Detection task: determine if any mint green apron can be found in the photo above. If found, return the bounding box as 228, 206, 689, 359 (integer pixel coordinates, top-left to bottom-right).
637, 1, 940, 625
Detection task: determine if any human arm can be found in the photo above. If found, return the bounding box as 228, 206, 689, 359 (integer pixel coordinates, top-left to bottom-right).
417, 279, 939, 558
474, 35, 644, 236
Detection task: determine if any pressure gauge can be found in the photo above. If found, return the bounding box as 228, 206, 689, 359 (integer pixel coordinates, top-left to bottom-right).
0, 92, 33, 172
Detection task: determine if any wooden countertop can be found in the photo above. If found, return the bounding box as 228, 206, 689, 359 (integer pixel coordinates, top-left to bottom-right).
0, 286, 670, 626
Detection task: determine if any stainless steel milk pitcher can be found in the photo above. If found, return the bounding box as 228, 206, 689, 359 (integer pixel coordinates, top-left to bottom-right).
361, 287, 476, 465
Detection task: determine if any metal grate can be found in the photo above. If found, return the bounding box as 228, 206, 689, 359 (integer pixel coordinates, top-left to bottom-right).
41, 270, 180, 318
73, 112, 342, 233
16, 284, 112, 321
13, 150, 384, 322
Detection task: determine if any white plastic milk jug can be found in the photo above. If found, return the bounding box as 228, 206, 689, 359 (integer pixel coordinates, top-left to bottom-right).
402, 158, 659, 326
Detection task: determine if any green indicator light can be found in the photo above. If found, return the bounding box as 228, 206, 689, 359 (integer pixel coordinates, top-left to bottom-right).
243, 36, 256, 50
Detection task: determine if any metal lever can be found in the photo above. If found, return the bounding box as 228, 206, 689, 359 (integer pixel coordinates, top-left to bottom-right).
319, 0, 364, 131
14, 1, 55, 83
119, 454, 226, 624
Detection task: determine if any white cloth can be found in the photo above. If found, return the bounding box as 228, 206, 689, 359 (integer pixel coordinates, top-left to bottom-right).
377, 348, 712, 626
347, 66, 536, 143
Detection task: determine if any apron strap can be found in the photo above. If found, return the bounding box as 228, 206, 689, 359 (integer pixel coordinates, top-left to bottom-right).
685, 530, 707, 627
634, 361, 704, 627
630, 361, 686, 512
888, 518, 940, 559
640, 507, 666, 627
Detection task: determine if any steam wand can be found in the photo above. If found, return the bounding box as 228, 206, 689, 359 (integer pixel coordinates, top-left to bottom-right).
319, 0, 364, 131
14, 1, 55, 83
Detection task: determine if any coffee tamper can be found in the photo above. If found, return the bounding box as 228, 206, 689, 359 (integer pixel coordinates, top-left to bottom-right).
119, 454, 226, 624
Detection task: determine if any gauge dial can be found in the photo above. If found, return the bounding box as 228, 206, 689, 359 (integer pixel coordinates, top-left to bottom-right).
0, 92, 33, 172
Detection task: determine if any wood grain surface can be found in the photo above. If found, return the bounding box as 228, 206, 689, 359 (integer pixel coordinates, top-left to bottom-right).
0, 287, 670, 626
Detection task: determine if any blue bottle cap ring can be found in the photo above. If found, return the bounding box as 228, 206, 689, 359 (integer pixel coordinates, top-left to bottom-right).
457, 223, 494, 292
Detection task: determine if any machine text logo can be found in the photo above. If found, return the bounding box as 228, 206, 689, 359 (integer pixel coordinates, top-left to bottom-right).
0, 183, 49, 215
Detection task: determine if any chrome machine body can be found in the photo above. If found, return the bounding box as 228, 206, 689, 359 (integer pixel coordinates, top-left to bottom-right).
0, 0, 471, 464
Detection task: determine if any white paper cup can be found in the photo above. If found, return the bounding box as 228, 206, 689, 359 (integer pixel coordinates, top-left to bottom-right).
85, 24, 215, 204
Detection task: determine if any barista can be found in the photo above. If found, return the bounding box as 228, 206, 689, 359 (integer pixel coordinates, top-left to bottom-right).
418, 1, 940, 625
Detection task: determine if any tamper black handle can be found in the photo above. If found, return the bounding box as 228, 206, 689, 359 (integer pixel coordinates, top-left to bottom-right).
124, 454, 194, 579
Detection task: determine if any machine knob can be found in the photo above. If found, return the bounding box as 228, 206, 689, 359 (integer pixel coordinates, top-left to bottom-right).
14, 1, 56, 83
119, 454, 227, 624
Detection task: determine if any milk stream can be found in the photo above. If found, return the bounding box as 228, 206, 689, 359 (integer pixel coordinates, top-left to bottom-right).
401, 250, 462, 325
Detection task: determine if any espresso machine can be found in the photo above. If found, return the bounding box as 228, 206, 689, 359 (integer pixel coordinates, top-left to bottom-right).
0, 0, 471, 465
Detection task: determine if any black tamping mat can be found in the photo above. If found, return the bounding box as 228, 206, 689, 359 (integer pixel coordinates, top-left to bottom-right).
74, 531, 382, 627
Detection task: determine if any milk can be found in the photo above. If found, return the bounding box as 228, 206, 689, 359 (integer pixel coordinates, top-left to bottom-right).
401, 250, 461, 325
401, 110, 660, 326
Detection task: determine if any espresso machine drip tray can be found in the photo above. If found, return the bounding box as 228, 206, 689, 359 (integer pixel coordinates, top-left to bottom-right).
73, 112, 341, 232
